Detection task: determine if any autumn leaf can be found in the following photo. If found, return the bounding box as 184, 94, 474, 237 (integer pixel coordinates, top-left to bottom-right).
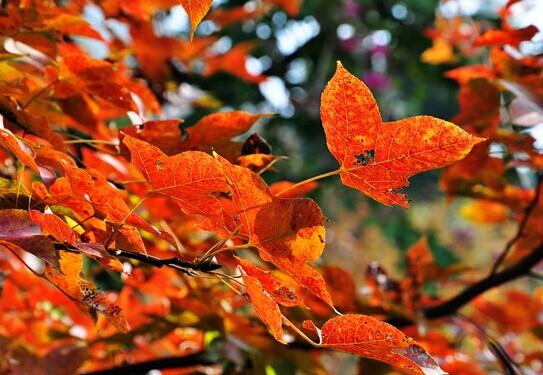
270, 180, 319, 198
242, 274, 285, 343
0, 128, 40, 174
214, 153, 333, 306
453, 78, 501, 135
29, 209, 77, 245
459, 200, 509, 224
421, 38, 456, 65
44, 251, 128, 332
268, 0, 302, 16
405, 236, 437, 285
184, 111, 269, 153
321, 62, 485, 207
122, 112, 266, 159
474, 25, 538, 47
179, 0, 214, 39
122, 120, 185, 156
44, 13, 103, 40
204, 42, 268, 84
238, 257, 303, 307
123, 135, 233, 233
445, 65, 495, 84
305, 315, 446, 375
61, 163, 146, 252
0, 209, 59, 268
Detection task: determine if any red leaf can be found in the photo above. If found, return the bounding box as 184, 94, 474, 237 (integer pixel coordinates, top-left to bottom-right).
179, 0, 214, 38
238, 257, 303, 307
0, 209, 59, 268
29, 210, 77, 245
204, 42, 268, 84
214, 153, 333, 306
242, 274, 285, 343
123, 135, 232, 233
475, 25, 538, 47
0, 128, 40, 174
305, 315, 446, 375
321, 62, 485, 207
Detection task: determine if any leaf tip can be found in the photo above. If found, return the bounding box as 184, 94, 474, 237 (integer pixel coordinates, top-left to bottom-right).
335, 60, 345, 71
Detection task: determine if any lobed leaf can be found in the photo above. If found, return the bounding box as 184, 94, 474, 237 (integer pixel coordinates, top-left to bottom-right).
321, 62, 485, 207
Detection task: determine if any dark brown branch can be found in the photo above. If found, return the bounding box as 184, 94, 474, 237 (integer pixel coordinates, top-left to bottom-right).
490, 173, 543, 275
80, 353, 214, 375
54, 243, 222, 274
389, 240, 543, 327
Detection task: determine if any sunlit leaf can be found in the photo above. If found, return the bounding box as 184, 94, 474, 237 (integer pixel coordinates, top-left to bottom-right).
321, 62, 485, 207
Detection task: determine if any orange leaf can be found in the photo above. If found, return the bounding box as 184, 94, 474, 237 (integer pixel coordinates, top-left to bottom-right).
242, 274, 285, 343
179, 0, 214, 38
123, 135, 232, 232
214, 153, 333, 306
305, 315, 445, 375
459, 199, 509, 224
445, 65, 495, 84
204, 42, 268, 84
29, 210, 77, 245
237, 154, 279, 173
185, 111, 268, 152
453, 78, 501, 135
74, 243, 124, 272
45, 251, 128, 332
321, 62, 485, 207
405, 236, 436, 285
421, 38, 455, 65
269, 180, 319, 198
121, 120, 185, 156
61, 164, 146, 252
0, 128, 40, 174
238, 257, 303, 307
268, 0, 301, 16
322, 265, 357, 311
474, 25, 538, 47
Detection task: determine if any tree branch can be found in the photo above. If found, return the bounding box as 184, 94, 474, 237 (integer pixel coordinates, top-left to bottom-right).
54, 243, 222, 274
389, 240, 543, 327
490, 173, 543, 275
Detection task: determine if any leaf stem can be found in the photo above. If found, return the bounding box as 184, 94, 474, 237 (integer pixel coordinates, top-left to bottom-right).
200, 244, 251, 263
21, 80, 58, 109
275, 169, 341, 197
282, 316, 320, 347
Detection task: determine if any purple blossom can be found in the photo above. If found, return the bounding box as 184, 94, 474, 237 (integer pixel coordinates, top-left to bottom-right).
343, 0, 362, 18
340, 36, 361, 52
362, 71, 390, 91
369, 45, 390, 57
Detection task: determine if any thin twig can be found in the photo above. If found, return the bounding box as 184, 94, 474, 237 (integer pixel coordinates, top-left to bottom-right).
275, 169, 340, 197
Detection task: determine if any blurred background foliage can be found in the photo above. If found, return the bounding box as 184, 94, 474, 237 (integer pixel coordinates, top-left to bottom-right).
82, 0, 521, 275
